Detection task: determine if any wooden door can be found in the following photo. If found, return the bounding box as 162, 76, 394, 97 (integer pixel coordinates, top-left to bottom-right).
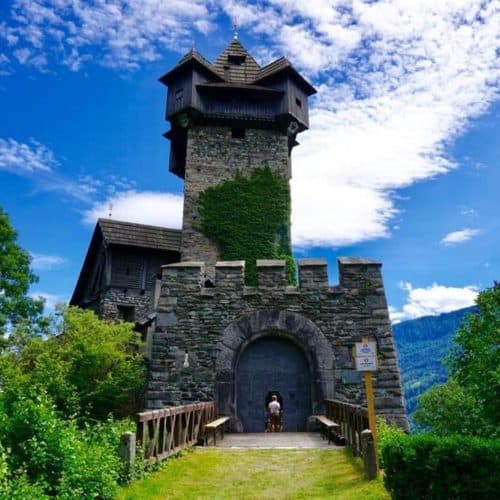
236, 336, 311, 432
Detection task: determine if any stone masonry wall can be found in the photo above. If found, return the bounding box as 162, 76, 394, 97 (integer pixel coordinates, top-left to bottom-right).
147, 258, 408, 430
181, 126, 290, 268
100, 289, 153, 322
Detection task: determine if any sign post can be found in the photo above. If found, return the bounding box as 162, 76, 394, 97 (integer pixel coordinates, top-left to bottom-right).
355, 337, 379, 471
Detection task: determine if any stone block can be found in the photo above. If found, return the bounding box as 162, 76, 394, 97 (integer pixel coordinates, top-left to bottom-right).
156, 312, 178, 327
256, 259, 287, 287
298, 259, 328, 289
162, 261, 204, 290
215, 260, 245, 289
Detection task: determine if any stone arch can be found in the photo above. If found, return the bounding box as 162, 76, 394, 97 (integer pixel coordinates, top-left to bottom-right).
215, 310, 335, 430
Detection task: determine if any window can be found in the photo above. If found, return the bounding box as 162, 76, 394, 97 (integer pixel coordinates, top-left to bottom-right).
295, 97, 302, 108
175, 88, 184, 106
117, 305, 135, 322
231, 127, 245, 139
228, 54, 245, 65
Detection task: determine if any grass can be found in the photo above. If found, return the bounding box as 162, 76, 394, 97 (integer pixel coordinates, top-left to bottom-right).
117, 448, 389, 500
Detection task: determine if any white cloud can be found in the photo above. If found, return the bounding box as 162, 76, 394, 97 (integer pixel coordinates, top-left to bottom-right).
30, 291, 65, 312
390, 281, 479, 323
82, 190, 183, 228
0, 137, 139, 204
1, 1, 499, 248
30, 253, 66, 271
3, 0, 215, 70
459, 207, 478, 216
0, 138, 58, 174
218, 1, 500, 247
441, 228, 481, 245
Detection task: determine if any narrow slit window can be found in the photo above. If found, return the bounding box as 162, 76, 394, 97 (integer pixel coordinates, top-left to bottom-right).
175, 88, 183, 105
295, 97, 302, 108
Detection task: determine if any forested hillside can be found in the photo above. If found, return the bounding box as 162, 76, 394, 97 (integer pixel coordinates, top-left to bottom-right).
392, 306, 477, 422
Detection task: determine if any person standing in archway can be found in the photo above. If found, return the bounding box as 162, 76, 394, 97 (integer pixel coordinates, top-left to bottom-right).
268, 395, 281, 432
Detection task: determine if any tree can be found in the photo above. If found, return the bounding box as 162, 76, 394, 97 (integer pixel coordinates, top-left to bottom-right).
414, 284, 500, 437
0, 207, 45, 346
1, 306, 146, 420
448, 283, 500, 428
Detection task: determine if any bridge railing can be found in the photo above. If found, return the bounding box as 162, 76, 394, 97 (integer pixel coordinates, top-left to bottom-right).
324, 399, 369, 456
136, 401, 216, 464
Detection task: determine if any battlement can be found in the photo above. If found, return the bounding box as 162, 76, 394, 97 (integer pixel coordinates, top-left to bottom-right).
160, 257, 384, 295
152, 255, 406, 430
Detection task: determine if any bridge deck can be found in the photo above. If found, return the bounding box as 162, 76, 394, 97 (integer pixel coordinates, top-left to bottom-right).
213, 432, 338, 449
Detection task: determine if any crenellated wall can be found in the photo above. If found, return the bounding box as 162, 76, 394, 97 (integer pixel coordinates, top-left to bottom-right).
147, 257, 408, 430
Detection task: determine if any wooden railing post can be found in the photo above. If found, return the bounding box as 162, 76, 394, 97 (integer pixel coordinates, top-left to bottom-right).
135, 401, 217, 465
324, 399, 370, 457
361, 429, 378, 479
120, 431, 136, 482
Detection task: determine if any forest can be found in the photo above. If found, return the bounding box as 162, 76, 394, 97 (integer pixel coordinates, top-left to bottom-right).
392, 306, 477, 423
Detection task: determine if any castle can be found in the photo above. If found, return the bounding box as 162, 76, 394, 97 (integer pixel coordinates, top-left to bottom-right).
71, 35, 408, 431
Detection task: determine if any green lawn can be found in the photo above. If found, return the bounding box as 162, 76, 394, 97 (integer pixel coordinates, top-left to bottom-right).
117, 448, 389, 500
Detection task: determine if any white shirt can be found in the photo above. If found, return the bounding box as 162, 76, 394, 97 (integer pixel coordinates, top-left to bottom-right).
268, 400, 280, 414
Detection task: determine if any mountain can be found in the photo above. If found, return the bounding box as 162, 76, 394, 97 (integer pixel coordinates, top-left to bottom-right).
392, 306, 477, 424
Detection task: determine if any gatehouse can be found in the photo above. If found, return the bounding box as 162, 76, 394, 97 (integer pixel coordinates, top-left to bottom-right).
71, 34, 408, 432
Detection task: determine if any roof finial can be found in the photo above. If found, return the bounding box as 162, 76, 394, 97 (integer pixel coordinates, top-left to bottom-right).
232, 18, 239, 40
108, 203, 113, 218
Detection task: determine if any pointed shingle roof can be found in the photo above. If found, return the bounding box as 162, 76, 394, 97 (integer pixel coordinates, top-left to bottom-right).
212, 38, 261, 84
159, 49, 223, 85
254, 57, 316, 95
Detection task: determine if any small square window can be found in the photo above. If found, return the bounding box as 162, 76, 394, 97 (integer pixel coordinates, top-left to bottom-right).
231, 127, 245, 139
117, 305, 135, 322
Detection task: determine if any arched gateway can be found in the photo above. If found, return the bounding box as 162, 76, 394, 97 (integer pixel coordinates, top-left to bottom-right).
237, 335, 311, 431
216, 310, 335, 432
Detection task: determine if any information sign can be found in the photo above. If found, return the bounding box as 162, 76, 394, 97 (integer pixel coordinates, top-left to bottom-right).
355, 356, 378, 371
355, 341, 377, 358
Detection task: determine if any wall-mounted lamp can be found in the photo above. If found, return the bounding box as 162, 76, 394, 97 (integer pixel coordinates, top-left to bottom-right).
183, 351, 190, 368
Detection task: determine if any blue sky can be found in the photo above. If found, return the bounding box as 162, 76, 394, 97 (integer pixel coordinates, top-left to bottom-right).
0, 1, 498, 322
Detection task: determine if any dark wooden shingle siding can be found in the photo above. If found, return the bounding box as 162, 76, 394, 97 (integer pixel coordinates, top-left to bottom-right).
212, 39, 261, 84
111, 249, 144, 289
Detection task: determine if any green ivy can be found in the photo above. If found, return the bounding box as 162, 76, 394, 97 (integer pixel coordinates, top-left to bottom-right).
198, 167, 296, 285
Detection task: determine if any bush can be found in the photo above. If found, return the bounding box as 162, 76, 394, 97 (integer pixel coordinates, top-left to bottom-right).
381, 433, 500, 499
1, 306, 146, 421
413, 379, 485, 435
0, 393, 134, 498
376, 416, 406, 467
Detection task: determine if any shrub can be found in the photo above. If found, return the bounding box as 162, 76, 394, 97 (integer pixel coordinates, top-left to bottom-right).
0, 393, 134, 498
381, 433, 500, 499
1, 306, 146, 421
376, 416, 406, 467
413, 379, 485, 435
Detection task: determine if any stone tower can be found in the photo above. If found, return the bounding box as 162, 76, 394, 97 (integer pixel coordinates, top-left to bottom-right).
147, 37, 409, 432
159, 35, 316, 267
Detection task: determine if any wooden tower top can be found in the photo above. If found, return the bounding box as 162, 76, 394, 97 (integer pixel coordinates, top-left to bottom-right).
160, 37, 316, 178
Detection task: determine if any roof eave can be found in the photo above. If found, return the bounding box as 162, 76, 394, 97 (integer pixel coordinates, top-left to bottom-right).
70, 223, 103, 305
254, 65, 316, 96
159, 57, 224, 86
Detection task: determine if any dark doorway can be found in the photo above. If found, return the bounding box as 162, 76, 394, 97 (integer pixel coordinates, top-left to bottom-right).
236, 336, 311, 432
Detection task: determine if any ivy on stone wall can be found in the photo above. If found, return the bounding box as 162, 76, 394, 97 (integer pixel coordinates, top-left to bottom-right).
198, 166, 296, 285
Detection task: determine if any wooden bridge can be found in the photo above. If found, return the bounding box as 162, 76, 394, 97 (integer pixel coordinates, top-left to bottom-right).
133, 399, 376, 476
